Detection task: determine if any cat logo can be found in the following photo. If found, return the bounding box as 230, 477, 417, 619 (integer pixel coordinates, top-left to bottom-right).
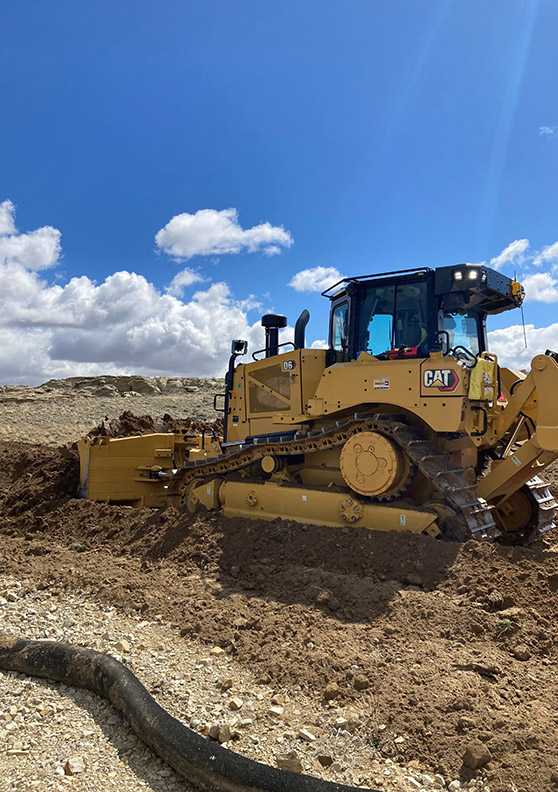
423, 368, 460, 392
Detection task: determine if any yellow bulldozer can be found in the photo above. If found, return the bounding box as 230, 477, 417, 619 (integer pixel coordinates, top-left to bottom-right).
78, 264, 558, 544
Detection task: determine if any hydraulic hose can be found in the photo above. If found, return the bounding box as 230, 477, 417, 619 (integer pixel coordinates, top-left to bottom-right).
0, 635, 382, 792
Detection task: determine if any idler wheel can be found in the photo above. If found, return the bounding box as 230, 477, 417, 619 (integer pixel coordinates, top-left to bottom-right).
340, 431, 408, 497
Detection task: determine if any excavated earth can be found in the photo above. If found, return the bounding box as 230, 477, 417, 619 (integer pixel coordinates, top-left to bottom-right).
1, 377, 558, 792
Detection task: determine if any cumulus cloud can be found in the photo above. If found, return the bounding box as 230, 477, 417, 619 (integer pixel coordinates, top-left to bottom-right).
0, 200, 297, 384
155, 208, 293, 260
289, 266, 343, 293
522, 272, 558, 303
532, 241, 558, 270
488, 323, 558, 370
0, 200, 61, 271
0, 200, 17, 235
539, 126, 558, 138
166, 267, 205, 297
490, 239, 529, 271
0, 260, 265, 384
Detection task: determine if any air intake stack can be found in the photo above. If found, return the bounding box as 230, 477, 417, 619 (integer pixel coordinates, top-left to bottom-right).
261, 314, 287, 358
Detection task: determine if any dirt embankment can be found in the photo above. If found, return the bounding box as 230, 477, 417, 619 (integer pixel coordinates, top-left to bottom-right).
0, 376, 224, 445
1, 431, 558, 792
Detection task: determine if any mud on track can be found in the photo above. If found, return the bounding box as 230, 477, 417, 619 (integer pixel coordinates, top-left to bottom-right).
1, 435, 558, 792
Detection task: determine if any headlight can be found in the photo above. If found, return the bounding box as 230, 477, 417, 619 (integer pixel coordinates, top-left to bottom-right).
453, 270, 463, 281
468, 269, 478, 279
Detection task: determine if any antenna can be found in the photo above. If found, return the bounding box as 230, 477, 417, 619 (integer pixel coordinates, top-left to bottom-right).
514, 269, 528, 349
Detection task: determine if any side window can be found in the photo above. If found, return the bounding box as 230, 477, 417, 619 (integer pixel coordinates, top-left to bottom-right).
331, 302, 349, 353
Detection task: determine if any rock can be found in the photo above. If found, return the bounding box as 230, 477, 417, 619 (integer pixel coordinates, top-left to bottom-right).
277, 752, 303, 773
448, 782, 461, 792
353, 674, 370, 691
210, 646, 225, 656
92, 386, 119, 397
209, 723, 232, 743
271, 694, 285, 705
298, 728, 317, 742
318, 754, 334, 767
405, 572, 423, 587
513, 644, 531, 661
458, 716, 476, 731
334, 717, 348, 728
463, 741, 491, 770
405, 778, 421, 790
433, 774, 446, 788
127, 376, 161, 395
114, 639, 130, 653
229, 697, 243, 711
5, 591, 18, 602
470, 623, 484, 635
64, 756, 85, 775
323, 682, 341, 700
220, 678, 234, 690
268, 705, 285, 716
218, 724, 232, 743
422, 774, 434, 786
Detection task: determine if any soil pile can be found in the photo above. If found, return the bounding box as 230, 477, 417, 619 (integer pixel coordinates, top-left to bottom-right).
87, 410, 223, 439
1, 433, 558, 792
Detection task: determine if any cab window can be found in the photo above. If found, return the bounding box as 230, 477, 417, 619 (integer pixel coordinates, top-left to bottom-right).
331, 301, 349, 357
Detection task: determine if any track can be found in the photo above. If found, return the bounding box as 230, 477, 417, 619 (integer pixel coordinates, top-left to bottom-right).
169, 413, 502, 542
0, 634, 382, 792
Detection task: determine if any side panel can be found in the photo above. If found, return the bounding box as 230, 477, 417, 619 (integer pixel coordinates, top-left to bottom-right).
310, 354, 466, 432
226, 349, 327, 442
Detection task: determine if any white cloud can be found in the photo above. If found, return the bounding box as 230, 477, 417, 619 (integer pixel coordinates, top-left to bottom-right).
539, 126, 558, 138
490, 239, 529, 271
310, 339, 328, 349
522, 272, 558, 303
155, 208, 293, 259
488, 323, 558, 370
166, 267, 205, 297
532, 241, 558, 270
0, 260, 266, 384
0, 200, 17, 235
0, 200, 61, 271
289, 266, 343, 293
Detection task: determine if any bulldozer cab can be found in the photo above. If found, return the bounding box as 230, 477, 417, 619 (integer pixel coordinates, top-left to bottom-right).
324, 265, 522, 364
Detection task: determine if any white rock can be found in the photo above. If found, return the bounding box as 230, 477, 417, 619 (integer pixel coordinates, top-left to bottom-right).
298, 728, 317, 742
64, 755, 85, 775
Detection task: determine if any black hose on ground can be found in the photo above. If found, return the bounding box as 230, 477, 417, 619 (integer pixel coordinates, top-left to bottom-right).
0, 635, 382, 792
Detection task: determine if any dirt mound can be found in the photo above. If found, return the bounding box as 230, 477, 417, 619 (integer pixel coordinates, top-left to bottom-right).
87, 410, 223, 439
1, 439, 558, 792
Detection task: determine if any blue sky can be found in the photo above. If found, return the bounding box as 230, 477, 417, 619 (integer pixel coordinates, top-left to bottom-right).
1, 0, 557, 383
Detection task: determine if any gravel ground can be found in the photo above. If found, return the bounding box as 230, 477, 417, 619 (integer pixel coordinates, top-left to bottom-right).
0, 576, 490, 792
